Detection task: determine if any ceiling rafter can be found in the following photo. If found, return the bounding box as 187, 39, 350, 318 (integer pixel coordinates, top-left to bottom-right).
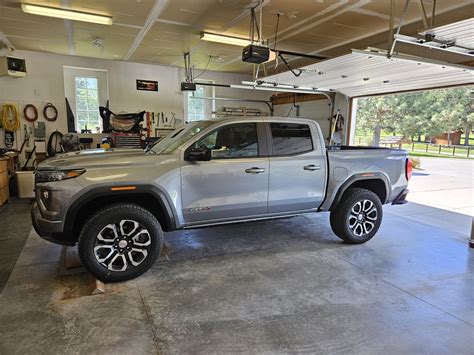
124, 0, 171, 60
60, 0, 75, 55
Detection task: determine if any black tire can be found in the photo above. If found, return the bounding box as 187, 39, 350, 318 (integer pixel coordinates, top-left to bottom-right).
78, 203, 163, 282
329, 188, 383, 244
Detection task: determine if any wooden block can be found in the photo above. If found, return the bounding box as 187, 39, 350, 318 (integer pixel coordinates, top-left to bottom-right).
161, 243, 173, 257
62, 246, 83, 269
89, 276, 106, 295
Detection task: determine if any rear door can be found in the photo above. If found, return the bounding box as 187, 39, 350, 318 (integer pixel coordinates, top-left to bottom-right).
267, 121, 327, 213
181, 122, 269, 224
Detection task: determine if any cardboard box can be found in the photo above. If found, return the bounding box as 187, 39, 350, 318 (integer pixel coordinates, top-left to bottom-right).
0, 159, 7, 174
0, 171, 8, 189
0, 153, 18, 175
4, 152, 19, 174
0, 185, 9, 206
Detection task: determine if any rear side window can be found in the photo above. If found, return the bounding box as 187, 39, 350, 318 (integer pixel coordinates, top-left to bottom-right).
270, 123, 313, 156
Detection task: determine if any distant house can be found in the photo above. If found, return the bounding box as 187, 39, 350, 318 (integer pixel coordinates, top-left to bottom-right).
428, 131, 462, 145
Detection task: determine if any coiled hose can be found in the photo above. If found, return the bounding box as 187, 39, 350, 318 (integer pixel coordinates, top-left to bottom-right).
2, 104, 20, 131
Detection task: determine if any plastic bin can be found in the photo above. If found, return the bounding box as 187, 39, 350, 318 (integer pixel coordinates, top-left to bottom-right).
16, 171, 35, 198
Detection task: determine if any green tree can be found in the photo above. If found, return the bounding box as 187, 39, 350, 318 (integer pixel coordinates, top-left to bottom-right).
356, 86, 473, 146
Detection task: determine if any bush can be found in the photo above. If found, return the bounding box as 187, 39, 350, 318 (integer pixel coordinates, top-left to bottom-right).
411, 157, 421, 169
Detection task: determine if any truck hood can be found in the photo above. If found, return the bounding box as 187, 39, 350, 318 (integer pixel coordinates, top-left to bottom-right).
37, 148, 154, 170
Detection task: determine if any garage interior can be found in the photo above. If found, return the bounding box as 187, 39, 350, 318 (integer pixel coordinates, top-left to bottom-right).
0, 0, 473, 353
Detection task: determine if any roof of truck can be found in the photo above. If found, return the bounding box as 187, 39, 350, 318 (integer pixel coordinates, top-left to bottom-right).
205, 116, 315, 124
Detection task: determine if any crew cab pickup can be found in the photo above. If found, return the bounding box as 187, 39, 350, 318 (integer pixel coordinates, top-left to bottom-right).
32, 117, 410, 281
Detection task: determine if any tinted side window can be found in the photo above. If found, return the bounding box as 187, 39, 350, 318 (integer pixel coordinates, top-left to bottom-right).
270, 123, 313, 156
196, 123, 259, 158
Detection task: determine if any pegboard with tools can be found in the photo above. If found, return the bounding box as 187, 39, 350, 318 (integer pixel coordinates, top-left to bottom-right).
144, 111, 183, 139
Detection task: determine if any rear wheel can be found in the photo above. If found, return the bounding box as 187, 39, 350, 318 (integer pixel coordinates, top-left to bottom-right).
330, 188, 383, 244
78, 203, 163, 282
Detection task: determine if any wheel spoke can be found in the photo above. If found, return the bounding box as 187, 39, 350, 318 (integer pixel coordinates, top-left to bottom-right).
366, 208, 378, 221
364, 221, 375, 234
362, 200, 374, 212
128, 248, 148, 266
97, 224, 119, 243
107, 252, 128, 271
94, 245, 116, 262
348, 216, 358, 228
351, 201, 362, 214
132, 230, 151, 247
119, 220, 140, 237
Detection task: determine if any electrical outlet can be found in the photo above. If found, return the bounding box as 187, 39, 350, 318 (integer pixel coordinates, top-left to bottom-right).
34, 89, 41, 96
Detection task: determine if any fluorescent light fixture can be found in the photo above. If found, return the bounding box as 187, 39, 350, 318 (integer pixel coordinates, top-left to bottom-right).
201, 32, 249, 47
21, 3, 113, 25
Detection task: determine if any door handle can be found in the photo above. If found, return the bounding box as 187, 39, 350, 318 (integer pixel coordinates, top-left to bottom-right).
304, 164, 321, 171
245, 167, 266, 174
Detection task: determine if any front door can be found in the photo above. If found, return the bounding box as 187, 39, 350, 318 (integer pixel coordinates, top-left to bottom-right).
181, 122, 269, 225
267, 121, 327, 213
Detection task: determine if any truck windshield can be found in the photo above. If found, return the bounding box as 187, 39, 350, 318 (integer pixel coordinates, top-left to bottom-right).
149, 121, 214, 155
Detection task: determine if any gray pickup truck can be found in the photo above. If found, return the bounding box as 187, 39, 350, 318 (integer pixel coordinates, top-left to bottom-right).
32, 117, 410, 281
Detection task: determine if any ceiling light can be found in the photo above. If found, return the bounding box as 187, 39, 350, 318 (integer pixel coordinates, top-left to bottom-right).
21, 3, 113, 25
201, 32, 249, 47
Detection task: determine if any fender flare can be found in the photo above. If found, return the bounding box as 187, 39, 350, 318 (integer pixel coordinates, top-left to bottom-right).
63, 184, 179, 238
328, 173, 391, 211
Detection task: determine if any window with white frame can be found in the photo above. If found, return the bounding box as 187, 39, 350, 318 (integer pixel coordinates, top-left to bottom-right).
75, 76, 101, 131
186, 80, 215, 121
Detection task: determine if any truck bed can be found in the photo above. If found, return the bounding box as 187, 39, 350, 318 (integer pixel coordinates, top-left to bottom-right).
319, 145, 408, 211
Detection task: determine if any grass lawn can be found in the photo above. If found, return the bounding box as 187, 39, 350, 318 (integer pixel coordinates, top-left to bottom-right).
408, 151, 473, 160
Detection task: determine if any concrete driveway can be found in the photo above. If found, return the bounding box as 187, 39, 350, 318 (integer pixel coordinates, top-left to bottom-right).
384, 157, 473, 240
408, 157, 473, 216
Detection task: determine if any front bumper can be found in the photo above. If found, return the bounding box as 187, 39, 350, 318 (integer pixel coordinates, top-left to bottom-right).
391, 188, 409, 205
31, 202, 75, 246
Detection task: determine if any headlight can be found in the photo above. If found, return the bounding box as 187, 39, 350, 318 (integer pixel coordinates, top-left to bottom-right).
35, 169, 85, 183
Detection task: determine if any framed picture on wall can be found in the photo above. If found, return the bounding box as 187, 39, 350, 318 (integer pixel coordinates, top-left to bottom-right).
136, 79, 158, 92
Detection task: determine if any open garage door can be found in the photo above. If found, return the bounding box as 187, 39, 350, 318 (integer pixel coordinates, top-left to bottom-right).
264, 49, 473, 98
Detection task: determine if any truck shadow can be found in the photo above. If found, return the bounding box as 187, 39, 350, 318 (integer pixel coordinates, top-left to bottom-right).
161, 213, 344, 265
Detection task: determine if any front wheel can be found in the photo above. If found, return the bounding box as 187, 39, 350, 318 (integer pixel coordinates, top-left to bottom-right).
330, 188, 383, 244
78, 203, 163, 282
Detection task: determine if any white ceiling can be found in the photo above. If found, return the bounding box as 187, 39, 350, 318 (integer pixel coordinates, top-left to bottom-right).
0, 0, 473, 73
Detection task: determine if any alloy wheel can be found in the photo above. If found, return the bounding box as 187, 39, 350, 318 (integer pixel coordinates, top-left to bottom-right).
347, 199, 378, 237
93, 219, 152, 271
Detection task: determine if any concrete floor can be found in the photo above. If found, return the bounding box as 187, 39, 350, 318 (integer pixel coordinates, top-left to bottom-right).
0, 157, 472, 354
0, 199, 32, 292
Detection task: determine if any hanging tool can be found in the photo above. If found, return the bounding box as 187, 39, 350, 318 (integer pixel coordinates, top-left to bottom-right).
2, 104, 20, 132
23, 144, 36, 169
43, 102, 58, 122
23, 104, 38, 122
329, 110, 345, 146
24, 124, 32, 147
2, 104, 20, 148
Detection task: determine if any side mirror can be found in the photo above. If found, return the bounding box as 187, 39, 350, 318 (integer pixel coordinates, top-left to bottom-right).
185, 147, 211, 161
